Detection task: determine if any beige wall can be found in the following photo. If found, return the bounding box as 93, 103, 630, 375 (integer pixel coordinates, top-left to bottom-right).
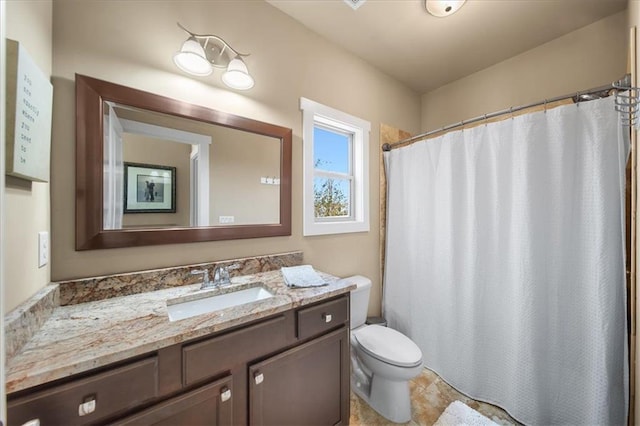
421, 11, 628, 132
4, 1, 52, 312
210, 128, 280, 225
48, 0, 422, 317
122, 134, 191, 228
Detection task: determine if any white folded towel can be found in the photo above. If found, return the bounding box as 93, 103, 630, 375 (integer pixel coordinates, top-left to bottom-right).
281, 265, 327, 288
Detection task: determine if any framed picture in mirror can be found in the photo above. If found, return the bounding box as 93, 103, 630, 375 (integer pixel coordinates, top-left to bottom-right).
123, 162, 176, 213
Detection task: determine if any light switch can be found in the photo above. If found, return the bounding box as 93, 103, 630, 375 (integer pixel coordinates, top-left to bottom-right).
38, 231, 48, 268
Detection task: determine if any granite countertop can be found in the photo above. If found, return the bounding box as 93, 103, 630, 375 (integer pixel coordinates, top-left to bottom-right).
6, 270, 355, 394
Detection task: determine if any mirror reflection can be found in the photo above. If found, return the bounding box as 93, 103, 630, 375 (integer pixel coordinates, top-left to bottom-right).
102, 103, 281, 230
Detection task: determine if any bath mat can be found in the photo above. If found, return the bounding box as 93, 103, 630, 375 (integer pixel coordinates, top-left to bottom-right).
433, 400, 499, 426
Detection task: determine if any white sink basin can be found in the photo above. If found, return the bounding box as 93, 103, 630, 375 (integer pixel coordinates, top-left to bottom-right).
167, 284, 274, 322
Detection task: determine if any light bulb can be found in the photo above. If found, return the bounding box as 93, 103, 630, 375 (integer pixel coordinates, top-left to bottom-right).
173, 37, 213, 76
222, 57, 255, 90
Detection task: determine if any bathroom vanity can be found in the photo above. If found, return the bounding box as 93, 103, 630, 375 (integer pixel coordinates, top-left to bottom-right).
5, 257, 355, 426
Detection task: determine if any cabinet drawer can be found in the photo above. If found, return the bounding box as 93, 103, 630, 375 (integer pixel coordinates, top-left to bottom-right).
183, 314, 288, 387
297, 296, 349, 340
8, 357, 158, 426
115, 375, 233, 426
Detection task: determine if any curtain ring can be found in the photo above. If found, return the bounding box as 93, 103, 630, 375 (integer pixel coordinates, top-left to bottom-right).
510, 106, 514, 119
543, 99, 547, 113
576, 92, 580, 107
483, 114, 488, 126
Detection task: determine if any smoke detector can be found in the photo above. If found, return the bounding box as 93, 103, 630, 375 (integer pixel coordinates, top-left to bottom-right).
426, 0, 466, 17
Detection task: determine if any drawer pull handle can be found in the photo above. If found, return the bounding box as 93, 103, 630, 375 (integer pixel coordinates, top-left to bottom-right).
78, 395, 97, 416
21, 420, 40, 426
323, 313, 333, 323
220, 387, 232, 402
254, 372, 264, 385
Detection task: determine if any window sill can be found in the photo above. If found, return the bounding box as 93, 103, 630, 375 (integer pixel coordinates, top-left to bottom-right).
303, 220, 369, 236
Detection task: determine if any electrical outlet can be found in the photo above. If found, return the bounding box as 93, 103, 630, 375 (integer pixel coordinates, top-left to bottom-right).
219, 216, 235, 224
38, 231, 49, 268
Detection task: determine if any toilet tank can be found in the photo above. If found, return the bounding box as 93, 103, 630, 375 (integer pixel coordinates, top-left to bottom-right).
345, 275, 372, 329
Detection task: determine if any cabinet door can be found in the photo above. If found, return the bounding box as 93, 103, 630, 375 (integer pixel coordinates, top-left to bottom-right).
249, 327, 349, 426
114, 376, 233, 426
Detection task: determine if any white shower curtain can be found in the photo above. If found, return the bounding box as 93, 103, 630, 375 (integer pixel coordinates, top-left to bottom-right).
384, 96, 629, 425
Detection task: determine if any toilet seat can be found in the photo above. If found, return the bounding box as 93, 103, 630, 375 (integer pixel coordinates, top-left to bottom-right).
354, 325, 422, 368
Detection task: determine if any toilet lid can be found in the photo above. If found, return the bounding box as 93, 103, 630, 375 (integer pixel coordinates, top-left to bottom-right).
354, 325, 422, 367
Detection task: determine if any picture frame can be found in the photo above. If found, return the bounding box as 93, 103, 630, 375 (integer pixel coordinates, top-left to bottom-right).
123, 162, 176, 213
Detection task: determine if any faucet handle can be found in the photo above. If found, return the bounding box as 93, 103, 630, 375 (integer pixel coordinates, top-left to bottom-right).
220, 266, 230, 282
212, 264, 232, 284
224, 263, 241, 280
191, 269, 210, 284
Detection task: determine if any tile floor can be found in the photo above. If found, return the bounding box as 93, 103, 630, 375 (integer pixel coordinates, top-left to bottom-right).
349, 367, 519, 425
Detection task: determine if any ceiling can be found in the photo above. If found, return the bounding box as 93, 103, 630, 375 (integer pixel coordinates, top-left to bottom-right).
267, 0, 628, 94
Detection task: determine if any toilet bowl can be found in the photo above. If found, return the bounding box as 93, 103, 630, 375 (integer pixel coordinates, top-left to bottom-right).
346, 275, 423, 423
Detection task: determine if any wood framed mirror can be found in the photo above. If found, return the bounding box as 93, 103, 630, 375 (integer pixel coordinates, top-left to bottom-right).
76, 74, 292, 250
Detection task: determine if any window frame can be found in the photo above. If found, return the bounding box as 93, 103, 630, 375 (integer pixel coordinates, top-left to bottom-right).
300, 97, 370, 236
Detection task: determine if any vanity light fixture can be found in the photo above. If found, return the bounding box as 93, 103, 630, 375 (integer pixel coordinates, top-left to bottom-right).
425, 0, 466, 17
173, 23, 255, 90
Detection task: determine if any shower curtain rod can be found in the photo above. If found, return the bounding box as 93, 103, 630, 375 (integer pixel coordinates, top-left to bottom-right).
382, 74, 636, 151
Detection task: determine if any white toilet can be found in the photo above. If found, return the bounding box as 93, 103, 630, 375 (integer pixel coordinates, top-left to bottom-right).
348, 275, 423, 423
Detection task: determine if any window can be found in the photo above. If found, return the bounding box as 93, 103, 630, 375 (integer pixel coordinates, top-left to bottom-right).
300, 97, 370, 236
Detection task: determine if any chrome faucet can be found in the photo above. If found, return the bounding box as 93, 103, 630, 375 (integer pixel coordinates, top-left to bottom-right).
212, 265, 231, 286
191, 269, 215, 290
192, 264, 239, 290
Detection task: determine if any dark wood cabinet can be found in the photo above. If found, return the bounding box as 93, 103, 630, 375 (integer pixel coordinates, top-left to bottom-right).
249, 327, 350, 426
114, 376, 233, 426
182, 314, 289, 387
296, 296, 349, 341
7, 357, 159, 426
7, 294, 350, 426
